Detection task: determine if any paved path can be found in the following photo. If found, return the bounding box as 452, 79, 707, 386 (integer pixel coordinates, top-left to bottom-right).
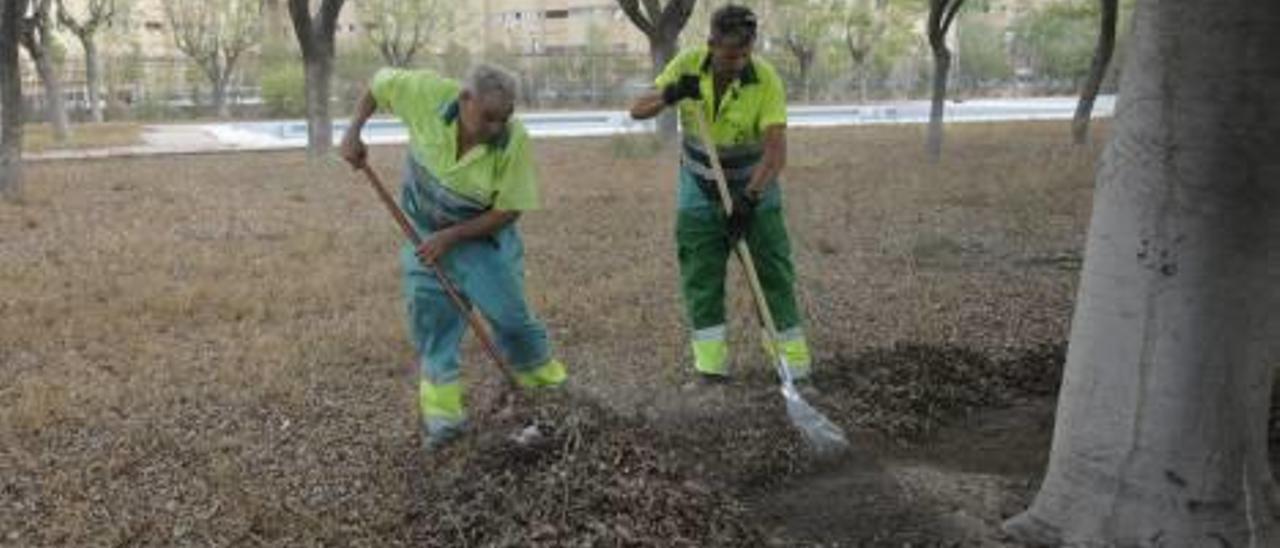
28, 95, 1114, 161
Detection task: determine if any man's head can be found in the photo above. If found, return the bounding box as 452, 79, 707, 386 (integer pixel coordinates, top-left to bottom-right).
458, 64, 519, 145
707, 5, 758, 78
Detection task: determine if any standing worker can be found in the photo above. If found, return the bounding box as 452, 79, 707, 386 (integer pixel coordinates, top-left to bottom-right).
629, 5, 813, 387
340, 64, 568, 450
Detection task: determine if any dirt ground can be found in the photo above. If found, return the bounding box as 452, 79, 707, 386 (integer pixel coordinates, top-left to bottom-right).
1, 122, 1275, 546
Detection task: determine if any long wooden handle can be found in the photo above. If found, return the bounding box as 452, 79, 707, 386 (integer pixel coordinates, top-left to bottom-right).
689, 108, 785, 350
357, 164, 517, 388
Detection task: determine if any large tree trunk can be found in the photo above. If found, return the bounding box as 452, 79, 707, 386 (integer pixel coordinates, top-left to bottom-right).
289, 0, 343, 158
799, 55, 813, 102
21, 30, 70, 142
618, 0, 694, 138
926, 0, 963, 162
81, 35, 103, 123
650, 35, 678, 137
858, 68, 869, 104
212, 77, 230, 119
1071, 0, 1117, 145
304, 51, 334, 157
1, 0, 26, 199
925, 46, 950, 162
1004, 0, 1280, 544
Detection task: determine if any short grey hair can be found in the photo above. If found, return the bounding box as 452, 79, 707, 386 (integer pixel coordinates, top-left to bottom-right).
463, 63, 520, 103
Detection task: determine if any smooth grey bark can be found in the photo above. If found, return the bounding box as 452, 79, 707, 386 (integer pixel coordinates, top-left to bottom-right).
56, 0, 122, 123
925, 0, 964, 162
288, 0, 344, 158
1, 0, 28, 199
20, 0, 70, 142
617, 0, 696, 137
1004, 0, 1280, 544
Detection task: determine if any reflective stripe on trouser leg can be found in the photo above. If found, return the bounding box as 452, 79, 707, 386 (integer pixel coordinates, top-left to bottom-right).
691, 325, 729, 376
676, 210, 730, 376
762, 327, 812, 380
745, 207, 808, 378
513, 358, 568, 388
403, 246, 469, 436
419, 379, 465, 433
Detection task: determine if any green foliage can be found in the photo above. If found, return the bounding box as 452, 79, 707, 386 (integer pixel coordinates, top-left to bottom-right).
956, 20, 1012, 87
1010, 0, 1097, 84
823, 0, 923, 100
260, 63, 306, 117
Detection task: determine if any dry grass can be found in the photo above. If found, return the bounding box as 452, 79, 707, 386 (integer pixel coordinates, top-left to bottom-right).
22, 122, 145, 153
0, 121, 1104, 546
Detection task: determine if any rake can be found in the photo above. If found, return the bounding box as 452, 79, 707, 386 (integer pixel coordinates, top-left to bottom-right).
356, 163, 521, 395
690, 107, 849, 456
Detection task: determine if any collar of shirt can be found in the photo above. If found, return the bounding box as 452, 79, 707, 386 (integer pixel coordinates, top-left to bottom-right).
697, 52, 761, 121
435, 98, 513, 171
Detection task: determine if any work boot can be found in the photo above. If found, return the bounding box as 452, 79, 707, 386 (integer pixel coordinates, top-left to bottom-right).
681, 372, 731, 392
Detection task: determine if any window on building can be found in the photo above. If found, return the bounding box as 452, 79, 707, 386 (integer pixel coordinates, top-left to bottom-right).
545, 9, 569, 19
144, 21, 162, 31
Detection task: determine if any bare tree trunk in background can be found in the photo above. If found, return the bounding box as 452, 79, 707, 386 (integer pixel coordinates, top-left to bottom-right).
618, 0, 696, 137
288, 0, 345, 158
926, 0, 963, 162
80, 38, 103, 122
784, 37, 815, 102
57, 0, 123, 124
1, 0, 28, 200
925, 46, 950, 161
357, 0, 447, 68
21, 0, 70, 143
211, 76, 230, 119
1071, 0, 1117, 145
166, 0, 258, 120
845, 35, 872, 103
304, 53, 334, 152
1004, 0, 1280, 544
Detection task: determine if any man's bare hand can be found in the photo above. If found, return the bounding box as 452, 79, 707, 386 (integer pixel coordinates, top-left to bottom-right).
341, 133, 368, 170
415, 230, 459, 265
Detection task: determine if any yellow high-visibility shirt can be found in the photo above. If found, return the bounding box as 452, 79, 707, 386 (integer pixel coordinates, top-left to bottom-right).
655, 46, 788, 147
370, 68, 540, 211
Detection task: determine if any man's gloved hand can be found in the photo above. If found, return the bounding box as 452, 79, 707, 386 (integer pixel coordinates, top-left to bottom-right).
662, 74, 702, 105
726, 192, 758, 244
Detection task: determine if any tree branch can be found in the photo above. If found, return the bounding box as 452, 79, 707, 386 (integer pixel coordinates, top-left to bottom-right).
1072, 0, 1118, 144
287, 0, 314, 54
616, 0, 655, 38
940, 0, 964, 37
655, 0, 695, 41
54, 0, 84, 35
316, 0, 345, 39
